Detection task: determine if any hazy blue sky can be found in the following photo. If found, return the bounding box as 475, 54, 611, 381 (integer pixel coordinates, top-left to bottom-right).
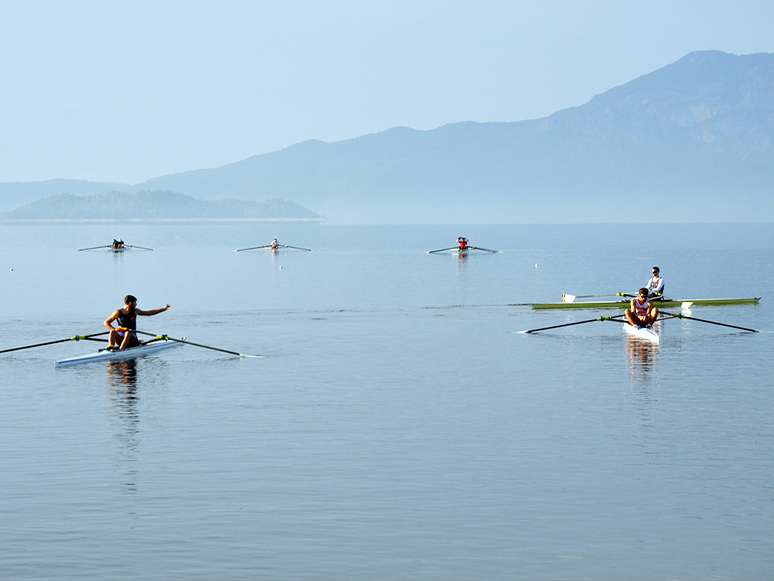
1, 0, 772, 184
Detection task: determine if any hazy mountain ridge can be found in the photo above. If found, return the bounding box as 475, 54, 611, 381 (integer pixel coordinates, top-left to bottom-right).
1, 50, 772, 223
0, 191, 323, 220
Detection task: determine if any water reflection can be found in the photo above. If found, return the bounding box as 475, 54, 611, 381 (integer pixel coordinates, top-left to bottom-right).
625, 328, 661, 434
626, 334, 658, 378
107, 359, 140, 493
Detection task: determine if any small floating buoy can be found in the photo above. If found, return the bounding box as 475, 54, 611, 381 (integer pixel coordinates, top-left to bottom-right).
279, 266, 283, 269
535, 264, 538, 268
9, 267, 13, 272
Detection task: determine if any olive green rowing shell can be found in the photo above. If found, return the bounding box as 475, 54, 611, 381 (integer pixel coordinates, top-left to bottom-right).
531, 297, 761, 310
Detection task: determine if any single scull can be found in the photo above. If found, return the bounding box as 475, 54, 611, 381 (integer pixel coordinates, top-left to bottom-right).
531, 297, 761, 310
56, 337, 183, 367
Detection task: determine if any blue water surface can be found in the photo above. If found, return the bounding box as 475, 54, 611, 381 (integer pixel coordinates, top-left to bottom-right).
1, 222, 772, 580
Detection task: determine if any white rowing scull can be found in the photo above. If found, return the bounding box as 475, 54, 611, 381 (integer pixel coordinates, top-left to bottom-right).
55, 337, 183, 367
623, 323, 660, 343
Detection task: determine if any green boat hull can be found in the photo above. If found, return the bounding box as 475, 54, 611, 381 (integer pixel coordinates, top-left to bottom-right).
531, 297, 761, 310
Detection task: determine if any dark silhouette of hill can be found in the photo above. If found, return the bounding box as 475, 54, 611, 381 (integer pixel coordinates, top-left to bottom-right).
2, 51, 772, 222
1, 191, 322, 221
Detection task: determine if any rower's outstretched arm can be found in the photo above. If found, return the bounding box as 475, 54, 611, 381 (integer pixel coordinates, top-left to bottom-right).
137, 305, 171, 316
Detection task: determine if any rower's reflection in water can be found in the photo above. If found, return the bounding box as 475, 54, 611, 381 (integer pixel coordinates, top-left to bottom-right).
107, 359, 140, 493
626, 328, 659, 380
625, 325, 662, 435
457, 250, 469, 287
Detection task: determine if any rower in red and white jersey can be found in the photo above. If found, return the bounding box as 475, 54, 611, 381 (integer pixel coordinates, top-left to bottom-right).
625, 288, 659, 328
458, 237, 468, 250
647, 266, 664, 298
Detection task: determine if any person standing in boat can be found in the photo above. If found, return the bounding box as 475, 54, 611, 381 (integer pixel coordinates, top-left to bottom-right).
458, 237, 468, 250
104, 295, 170, 350
647, 266, 664, 299
625, 288, 659, 328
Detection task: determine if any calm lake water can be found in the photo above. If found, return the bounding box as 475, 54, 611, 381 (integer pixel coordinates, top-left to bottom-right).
1, 222, 773, 580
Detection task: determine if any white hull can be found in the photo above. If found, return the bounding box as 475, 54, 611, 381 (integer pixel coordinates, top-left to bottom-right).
56, 338, 182, 367
623, 323, 660, 343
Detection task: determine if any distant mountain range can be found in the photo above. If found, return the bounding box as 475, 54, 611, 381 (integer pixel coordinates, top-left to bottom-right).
1, 50, 772, 223
1, 191, 322, 221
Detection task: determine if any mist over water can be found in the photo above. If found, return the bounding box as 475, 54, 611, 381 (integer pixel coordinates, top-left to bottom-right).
1, 222, 773, 579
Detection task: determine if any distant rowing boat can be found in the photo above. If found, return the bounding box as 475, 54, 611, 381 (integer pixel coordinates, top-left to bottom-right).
78, 242, 153, 252
531, 297, 761, 310
236, 242, 312, 252
56, 337, 183, 367
427, 245, 499, 254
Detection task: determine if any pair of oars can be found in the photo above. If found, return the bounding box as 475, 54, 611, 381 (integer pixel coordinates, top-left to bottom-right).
236, 244, 311, 252
78, 244, 153, 251
518, 312, 757, 334
427, 246, 498, 254
1, 331, 261, 358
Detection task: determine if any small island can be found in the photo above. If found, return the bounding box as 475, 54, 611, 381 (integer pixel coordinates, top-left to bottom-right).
0, 190, 324, 222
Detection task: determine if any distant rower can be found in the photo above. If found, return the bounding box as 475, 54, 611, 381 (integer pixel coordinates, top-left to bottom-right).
270, 238, 279, 250
647, 266, 664, 298
458, 237, 468, 250
104, 295, 170, 350
625, 288, 659, 328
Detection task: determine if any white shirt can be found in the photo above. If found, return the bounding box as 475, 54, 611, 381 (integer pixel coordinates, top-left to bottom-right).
647, 275, 664, 295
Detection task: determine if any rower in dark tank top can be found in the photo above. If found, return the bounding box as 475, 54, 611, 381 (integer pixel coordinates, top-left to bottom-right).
104, 295, 171, 350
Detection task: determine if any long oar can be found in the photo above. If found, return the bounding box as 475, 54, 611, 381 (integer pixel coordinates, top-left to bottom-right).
518, 315, 626, 334
282, 245, 312, 251
235, 245, 271, 252
468, 246, 498, 253
660, 311, 757, 333
427, 247, 456, 254
562, 292, 633, 303
78, 245, 111, 251
125, 244, 153, 251
135, 331, 262, 358
0, 331, 110, 354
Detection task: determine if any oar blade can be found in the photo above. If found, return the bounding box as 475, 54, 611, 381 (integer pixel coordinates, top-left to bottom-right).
562, 294, 577, 303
